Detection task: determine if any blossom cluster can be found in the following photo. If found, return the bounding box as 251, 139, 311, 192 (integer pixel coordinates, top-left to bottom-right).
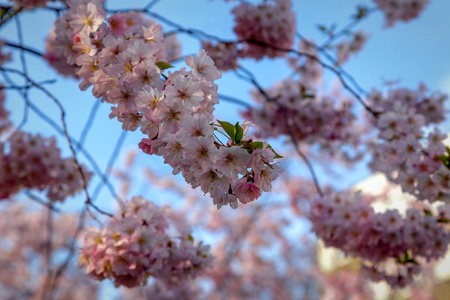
0, 131, 91, 201
0, 203, 98, 299
335, 31, 370, 65
242, 76, 363, 160
373, 0, 429, 27
367, 85, 449, 202
46, 1, 282, 208
287, 39, 323, 87
201, 41, 239, 71
231, 0, 296, 60
310, 191, 450, 287
77, 196, 213, 288
242, 38, 365, 162
319, 269, 373, 300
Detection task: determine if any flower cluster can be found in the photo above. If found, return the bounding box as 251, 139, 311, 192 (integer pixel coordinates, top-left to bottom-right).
288, 39, 323, 86
242, 77, 363, 160
201, 0, 295, 70
201, 41, 239, 71
373, 0, 429, 27
368, 85, 449, 202
164, 34, 182, 63
0, 131, 91, 201
77, 196, 213, 288
44, 26, 80, 78
47, 1, 282, 208
335, 31, 370, 65
310, 191, 450, 287
231, 0, 296, 60
319, 269, 373, 300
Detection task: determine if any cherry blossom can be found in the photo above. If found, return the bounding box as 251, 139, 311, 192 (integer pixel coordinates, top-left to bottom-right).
78, 196, 213, 288
367, 85, 448, 202
373, 0, 429, 27
46, 1, 283, 208
0, 131, 91, 202
232, 0, 296, 60
309, 191, 450, 287
0, 202, 98, 299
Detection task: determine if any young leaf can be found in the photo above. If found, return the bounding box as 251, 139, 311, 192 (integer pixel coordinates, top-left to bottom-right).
423, 209, 432, 216
354, 5, 368, 20
252, 141, 264, 149
155, 61, 174, 70
267, 144, 284, 159
235, 122, 244, 143
217, 120, 236, 141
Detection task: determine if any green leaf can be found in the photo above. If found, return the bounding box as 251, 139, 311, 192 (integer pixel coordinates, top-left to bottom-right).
438, 155, 448, 163
267, 144, 284, 159
252, 141, 264, 149
217, 120, 236, 141
354, 5, 368, 20
405, 258, 418, 265
235, 122, 244, 143
316, 24, 329, 36
155, 61, 173, 70
423, 209, 432, 216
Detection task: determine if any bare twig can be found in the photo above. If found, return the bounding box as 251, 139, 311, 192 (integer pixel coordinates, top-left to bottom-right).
91, 130, 128, 209
24, 191, 61, 212
5, 41, 43, 57
45, 206, 87, 300
234, 67, 324, 197
0, 67, 113, 220
41, 202, 54, 300
320, 6, 377, 48
218, 94, 252, 108
78, 100, 101, 149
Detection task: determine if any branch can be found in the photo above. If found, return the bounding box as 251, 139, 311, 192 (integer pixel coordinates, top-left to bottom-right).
0, 67, 113, 221
91, 130, 128, 209
218, 94, 252, 108
320, 6, 377, 48
45, 206, 87, 300
234, 67, 324, 197
23, 191, 61, 212
5, 41, 44, 57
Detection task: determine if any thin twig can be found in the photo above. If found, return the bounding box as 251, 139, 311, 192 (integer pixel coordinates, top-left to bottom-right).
24, 191, 61, 212
78, 100, 101, 148
234, 67, 324, 197
14, 15, 31, 133
45, 206, 87, 300
0, 67, 112, 220
126, 12, 376, 116
91, 130, 128, 208
5, 41, 43, 57
143, 0, 161, 10
41, 202, 54, 300
218, 94, 252, 108
320, 6, 377, 48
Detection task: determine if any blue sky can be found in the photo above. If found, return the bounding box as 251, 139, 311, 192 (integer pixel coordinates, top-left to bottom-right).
1, 0, 450, 212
